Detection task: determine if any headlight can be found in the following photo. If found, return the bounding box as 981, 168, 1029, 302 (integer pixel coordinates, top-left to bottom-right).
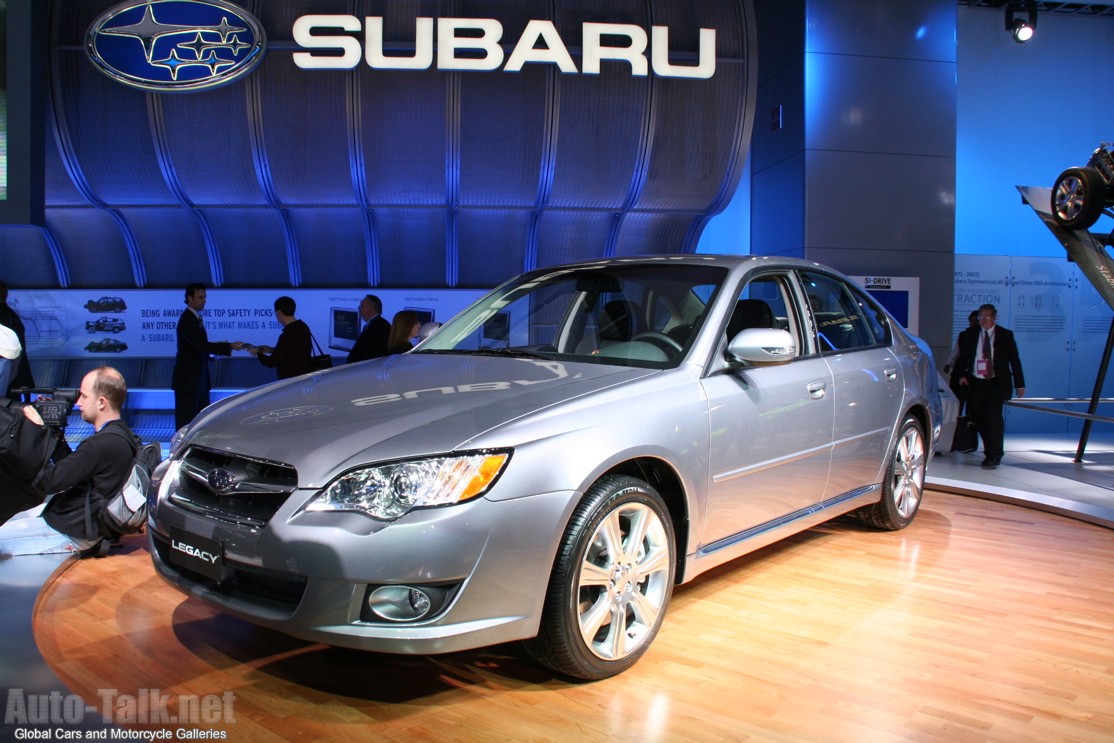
169, 425, 191, 456
306, 450, 511, 521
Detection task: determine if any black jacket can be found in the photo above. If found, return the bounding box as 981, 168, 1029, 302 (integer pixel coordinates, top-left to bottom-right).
958, 325, 1025, 399
172, 309, 231, 397
40, 419, 139, 541
258, 318, 313, 379
347, 315, 391, 363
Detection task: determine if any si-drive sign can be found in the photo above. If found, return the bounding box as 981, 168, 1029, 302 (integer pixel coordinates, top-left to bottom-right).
292, 17, 717, 79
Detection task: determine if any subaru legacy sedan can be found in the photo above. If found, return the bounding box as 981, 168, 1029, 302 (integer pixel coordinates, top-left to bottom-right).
149, 255, 942, 680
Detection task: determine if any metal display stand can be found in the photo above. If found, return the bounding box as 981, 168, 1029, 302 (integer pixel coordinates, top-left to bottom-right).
1015, 186, 1114, 461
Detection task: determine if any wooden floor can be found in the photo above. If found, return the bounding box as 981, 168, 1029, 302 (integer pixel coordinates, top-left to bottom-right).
33, 491, 1114, 742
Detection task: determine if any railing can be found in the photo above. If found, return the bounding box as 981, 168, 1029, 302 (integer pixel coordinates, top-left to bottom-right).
1005, 397, 1114, 462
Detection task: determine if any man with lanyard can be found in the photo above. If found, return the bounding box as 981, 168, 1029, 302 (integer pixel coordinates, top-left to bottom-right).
0, 367, 138, 556
957, 303, 1026, 469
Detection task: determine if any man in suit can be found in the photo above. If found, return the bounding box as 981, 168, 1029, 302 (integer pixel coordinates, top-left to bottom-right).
957, 303, 1026, 469
172, 283, 243, 429
346, 294, 390, 363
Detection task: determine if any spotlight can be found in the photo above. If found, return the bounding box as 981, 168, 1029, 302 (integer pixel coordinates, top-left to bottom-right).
1005, 1, 1037, 44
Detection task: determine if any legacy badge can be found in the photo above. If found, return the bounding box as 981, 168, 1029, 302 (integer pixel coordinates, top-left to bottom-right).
86, 0, 266, 92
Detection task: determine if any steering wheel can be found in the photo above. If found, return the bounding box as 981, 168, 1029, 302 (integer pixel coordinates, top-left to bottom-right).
631, 332, 683, 356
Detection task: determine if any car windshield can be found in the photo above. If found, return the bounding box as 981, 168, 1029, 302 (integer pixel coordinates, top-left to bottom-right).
418, 263, 728, 368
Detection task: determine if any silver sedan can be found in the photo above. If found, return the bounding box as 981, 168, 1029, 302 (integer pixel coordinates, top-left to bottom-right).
149, 255, 941, 680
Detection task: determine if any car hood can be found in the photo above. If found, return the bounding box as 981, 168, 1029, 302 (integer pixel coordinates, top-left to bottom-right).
182, 353, 659, 487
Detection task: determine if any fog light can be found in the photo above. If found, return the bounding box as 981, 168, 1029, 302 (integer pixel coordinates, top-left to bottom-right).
367, 585, 433, 621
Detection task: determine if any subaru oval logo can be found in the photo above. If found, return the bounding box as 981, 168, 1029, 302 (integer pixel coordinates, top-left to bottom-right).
206, 467, 238, 494
86, 1, 266, 92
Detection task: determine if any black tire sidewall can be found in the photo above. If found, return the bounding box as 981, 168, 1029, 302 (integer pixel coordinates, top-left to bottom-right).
1052, 167, 1106, 230
548, 475, 675, 679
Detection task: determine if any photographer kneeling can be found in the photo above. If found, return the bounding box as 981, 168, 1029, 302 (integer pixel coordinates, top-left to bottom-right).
0, 366, 139, 557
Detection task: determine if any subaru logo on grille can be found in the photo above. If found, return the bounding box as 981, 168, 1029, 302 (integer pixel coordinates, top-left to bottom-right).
86, 1, 266, 92
206, 467, 238, 494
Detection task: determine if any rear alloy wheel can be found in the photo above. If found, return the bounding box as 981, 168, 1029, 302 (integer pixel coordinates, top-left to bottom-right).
855, 416, 925, 531
1051, 166, 1107, 231
526, 475, 675, 680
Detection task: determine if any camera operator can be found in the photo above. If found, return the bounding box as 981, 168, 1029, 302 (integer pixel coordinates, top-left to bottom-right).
0, 367, 139, 557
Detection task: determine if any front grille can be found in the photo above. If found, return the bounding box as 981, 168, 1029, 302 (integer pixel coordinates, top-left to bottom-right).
170, 446, 298, 528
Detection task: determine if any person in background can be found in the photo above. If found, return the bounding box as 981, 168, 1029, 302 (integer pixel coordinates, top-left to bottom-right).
249, 295, 312, 379
0, 367, 138, 557
0, 281, 35, 396
387, 310, 421, 355
172, 283, 244, 429
0, 324, 21, 397
957, 303, 1026, 469
346, 294, 391, 363
946, 310, 979, 402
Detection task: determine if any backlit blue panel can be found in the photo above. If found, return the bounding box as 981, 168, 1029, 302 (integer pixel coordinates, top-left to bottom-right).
359, 69, 448, 207
121, 207, 211, 287
37, 0, 757, 290
53, 54, 177, 206
286, 209, 372, 287
44, 208, 134, 287
535, 211, 620, 267
158, 84, 268, 206
258, 54, 361, 206
615, 213, 699, 256
457, 210, 531, 287
201, 208, 290, 285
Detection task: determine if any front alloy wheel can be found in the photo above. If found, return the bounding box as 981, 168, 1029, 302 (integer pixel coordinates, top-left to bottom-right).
526, 475, 675, 680
855, 415, 925, 531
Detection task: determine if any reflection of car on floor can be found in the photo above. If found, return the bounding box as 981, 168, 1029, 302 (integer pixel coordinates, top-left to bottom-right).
1052, 143, 1114, 231
84, 296, 128, 313
84, 338, 128, 353
84, 316, 126, 333
150, 255, 944, 680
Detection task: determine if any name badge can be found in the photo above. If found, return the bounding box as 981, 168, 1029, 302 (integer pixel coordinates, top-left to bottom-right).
976, 358, 991, 376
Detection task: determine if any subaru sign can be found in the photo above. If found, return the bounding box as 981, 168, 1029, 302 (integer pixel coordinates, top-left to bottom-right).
86, 0, 266, 92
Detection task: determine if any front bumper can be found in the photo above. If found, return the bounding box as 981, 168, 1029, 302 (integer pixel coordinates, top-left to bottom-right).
149, 482, 578, 655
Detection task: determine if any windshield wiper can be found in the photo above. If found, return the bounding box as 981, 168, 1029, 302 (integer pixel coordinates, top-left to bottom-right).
463, 347, 555, 360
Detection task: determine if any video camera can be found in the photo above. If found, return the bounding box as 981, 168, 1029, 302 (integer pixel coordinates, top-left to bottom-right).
9, 387, 80, 430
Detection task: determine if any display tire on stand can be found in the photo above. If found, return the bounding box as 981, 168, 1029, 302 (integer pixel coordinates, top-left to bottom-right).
1051, 166, 1107, 231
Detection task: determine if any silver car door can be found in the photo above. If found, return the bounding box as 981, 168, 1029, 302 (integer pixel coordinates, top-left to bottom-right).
799, 270, 905, 501
699, 273, 835, 548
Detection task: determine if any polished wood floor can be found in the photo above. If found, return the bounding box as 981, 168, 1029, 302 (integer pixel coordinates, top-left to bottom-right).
33, 491, 1114, 742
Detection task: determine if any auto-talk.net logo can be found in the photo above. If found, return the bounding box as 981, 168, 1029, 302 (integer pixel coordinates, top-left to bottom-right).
86, 0, 266, 92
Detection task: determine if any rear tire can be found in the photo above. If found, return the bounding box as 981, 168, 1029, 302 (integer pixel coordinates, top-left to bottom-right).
525, 475, 675, 680
855, 416, 925, 530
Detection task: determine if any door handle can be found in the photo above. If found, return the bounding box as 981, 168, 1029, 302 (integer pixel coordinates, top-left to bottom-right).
807, 381, 826, 399
884, 368, 898, 382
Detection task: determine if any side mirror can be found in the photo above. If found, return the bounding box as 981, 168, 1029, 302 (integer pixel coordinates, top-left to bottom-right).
418, 322, 442, 341
726, 328, 796, 364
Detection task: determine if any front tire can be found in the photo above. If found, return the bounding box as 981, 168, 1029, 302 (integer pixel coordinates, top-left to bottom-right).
855, 416, 925, 531
525, 475, 675, 680
1051, 167, 1107, 231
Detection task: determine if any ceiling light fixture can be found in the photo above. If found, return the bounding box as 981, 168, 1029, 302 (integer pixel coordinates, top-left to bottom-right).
1005, 0, 1038, 43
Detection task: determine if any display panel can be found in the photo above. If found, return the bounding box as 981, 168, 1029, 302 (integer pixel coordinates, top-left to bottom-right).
329, 307, 360, 351
0, 0, 45, 226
